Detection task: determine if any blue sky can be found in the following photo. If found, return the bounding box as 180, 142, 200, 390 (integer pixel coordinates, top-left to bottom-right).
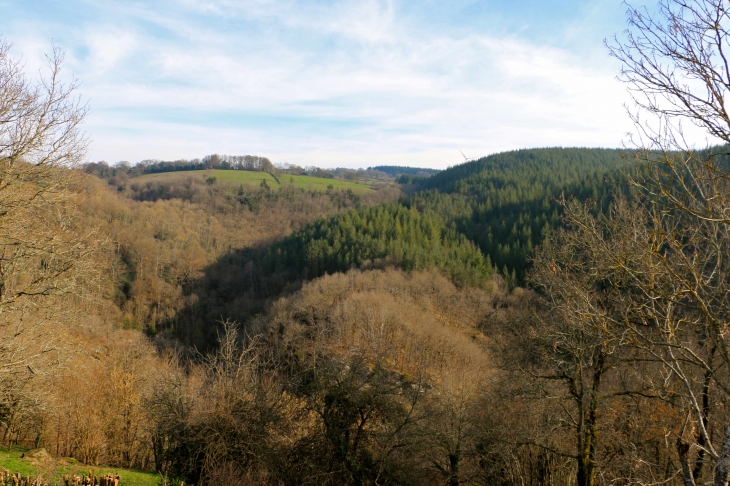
3, 0, 646, 168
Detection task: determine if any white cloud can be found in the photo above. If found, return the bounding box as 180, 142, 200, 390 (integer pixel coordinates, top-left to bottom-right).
3, 0, 642, 167
84, 30, 138, 72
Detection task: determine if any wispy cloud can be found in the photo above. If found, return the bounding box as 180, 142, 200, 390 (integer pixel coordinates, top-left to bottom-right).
1, 0, 641, 167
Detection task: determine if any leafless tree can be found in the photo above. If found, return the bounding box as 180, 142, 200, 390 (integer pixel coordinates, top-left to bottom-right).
605, 1, 730, 485
0, 38, 97, 440
526, 201, 661, 486
0, 38, 92, 313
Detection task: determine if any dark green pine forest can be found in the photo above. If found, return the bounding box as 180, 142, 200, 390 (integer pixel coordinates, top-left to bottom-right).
261, 202, 493, 287
267, 147, 631, 288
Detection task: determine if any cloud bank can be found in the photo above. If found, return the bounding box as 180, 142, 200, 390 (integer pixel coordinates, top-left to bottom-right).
2, 0, 637, 167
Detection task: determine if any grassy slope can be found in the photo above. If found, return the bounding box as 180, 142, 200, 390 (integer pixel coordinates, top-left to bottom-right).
0, 447, 165, 486
278, 173, 372, 193
132, 169, 373, 194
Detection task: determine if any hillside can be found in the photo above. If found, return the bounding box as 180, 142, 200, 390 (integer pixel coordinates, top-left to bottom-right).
368, 165, 440, 177
413, 147, 631, 280
260, 202, 494, 287
72, 148, 662, 340
211, 147, 632, 295
130, 169, 374, 194
246, 148, 632, 288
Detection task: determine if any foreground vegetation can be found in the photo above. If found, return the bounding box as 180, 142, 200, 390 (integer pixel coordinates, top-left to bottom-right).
0, 447, 163, 486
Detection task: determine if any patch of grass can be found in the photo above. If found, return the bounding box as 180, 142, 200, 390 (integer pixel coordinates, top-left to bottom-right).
208, 169, 281, 188
281, 173, 371, 194
130, 171, 209, 184
0, 446, 35, 477
131, 169, 373, 194
0, 446, 168, 486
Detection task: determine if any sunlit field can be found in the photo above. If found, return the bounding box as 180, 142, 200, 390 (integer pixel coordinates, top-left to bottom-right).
132, 169, 374, 194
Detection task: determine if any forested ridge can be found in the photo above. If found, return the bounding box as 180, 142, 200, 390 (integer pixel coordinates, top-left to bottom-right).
246, 147, 630, 289
90, 146, 632, 289
413, 147, 630, 280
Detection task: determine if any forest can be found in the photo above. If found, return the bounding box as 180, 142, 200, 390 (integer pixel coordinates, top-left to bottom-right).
5, 1, 730, 485
367, 166, 441, 177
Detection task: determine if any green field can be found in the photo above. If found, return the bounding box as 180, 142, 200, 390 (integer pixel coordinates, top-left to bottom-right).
132, 170, 373, 194
0, 446, 168, 486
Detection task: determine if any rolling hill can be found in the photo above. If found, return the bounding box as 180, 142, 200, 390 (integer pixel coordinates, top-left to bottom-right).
131, 169, 375, 194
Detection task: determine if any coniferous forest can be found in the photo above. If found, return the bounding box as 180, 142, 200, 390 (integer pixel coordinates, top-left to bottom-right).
7, 2, 730, 486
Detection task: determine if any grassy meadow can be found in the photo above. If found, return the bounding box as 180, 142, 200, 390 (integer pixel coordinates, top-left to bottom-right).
0, 447, 168, 486
132, 169, 374, 194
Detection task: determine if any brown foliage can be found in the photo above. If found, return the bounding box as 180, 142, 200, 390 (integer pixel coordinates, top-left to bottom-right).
74, 172, 400, 343
258, 269, 498, 485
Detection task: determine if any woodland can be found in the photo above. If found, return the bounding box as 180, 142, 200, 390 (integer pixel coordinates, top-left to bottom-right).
5, 1, 730, 485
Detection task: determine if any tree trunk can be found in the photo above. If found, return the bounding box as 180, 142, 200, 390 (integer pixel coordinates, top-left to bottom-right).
448, 444, 461, 486
677, 438, 696, 486
577, 455, 593, 486
576, 350, 604, 486
694, 366, 712, 482
714, 424, 730, 486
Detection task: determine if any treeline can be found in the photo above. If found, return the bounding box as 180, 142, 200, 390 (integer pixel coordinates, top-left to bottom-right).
396, 173, 433, 184
84, 153, 276, 179
85, 158, 404, 185
281, 165, 395, 182
368, 165, 440, 177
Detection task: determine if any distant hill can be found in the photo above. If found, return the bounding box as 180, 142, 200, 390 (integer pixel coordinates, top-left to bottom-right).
368, 165, 440, 177
420, 148, 625, 196
129, 169, 374, 194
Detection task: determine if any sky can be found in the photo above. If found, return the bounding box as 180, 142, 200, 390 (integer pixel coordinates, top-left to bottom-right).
2, 0, 647, 168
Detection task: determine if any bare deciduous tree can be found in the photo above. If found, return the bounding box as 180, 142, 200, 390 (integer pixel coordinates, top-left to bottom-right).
0, 38, 91, 313
605, 2, 730, 485
0, 39, 98, 440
